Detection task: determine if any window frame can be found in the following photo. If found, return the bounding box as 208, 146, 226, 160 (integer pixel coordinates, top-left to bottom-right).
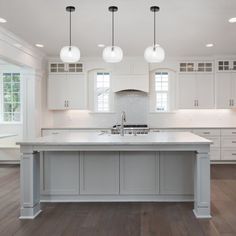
94, 71, 111, 113
154, 71, 170, 112
0, 71, 23, 124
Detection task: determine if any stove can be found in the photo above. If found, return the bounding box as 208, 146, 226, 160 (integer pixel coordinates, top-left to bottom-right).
111, 124, 149, 135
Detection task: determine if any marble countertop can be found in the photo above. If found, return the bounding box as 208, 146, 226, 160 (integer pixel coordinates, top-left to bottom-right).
17, 131, 212, 146
41, 127, 236, 130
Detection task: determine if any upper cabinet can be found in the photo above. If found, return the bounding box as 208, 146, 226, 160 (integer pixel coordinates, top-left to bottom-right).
179, 61, 213, 73
178, 61, 214, 109
49, 63, 84, 73
111, 59, 149, 92
216, 60, 236, 109
217, 60, 236, 72
48, 62, 87, 110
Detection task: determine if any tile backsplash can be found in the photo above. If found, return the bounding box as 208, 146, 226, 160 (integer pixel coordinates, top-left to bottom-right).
115, 91, 148, 124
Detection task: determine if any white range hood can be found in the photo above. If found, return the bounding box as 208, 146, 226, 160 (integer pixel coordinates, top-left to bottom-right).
111, 58, 149, 93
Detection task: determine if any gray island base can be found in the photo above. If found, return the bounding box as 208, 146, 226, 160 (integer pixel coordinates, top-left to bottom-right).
17, 132, 212, 219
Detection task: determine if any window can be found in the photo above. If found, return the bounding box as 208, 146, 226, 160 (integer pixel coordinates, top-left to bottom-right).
95, 72, 110, 112
155, 72, 169, 111
2, 73, 21, 122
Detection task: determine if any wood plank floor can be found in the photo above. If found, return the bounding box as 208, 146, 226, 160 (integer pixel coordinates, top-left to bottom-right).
0, 164, 236, 236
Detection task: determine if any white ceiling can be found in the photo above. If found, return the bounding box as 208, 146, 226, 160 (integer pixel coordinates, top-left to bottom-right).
0, 0, 236, 58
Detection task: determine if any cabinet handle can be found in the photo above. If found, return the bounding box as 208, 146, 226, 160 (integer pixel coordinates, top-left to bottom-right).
232, 100, 234, 106
197, 100, 199, 107
232, 141, 236, 143
232, 153, 236, 156
194, 100, 196, 107
64, 100, 67, 108
67, 100, 69, 108
203, 132, 210, 134
232, 132, 236, 134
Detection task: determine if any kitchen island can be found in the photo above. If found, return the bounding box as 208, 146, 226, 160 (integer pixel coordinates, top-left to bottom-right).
17, 131, 212, 219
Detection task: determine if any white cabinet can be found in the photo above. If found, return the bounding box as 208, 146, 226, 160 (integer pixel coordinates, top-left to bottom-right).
120, 151, 159, 194
179, 73, 214, 109
80, 152, 119, 194
179, 73, 196, 109
112, 59, 149, 92
192, 129, 221, 161
216, 71, 236, 108
217, 60, 236, 72
221, 129, 236, 161
48, 75, 67, 110
48, 73, 87, 110
160, 152, 194, 194
41, 151, 79, 195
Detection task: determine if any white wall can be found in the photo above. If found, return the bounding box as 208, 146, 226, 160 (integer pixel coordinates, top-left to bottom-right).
0, 26, 52, 161
0, 26, 53, 138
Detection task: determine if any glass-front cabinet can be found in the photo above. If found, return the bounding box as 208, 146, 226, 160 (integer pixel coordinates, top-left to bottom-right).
179, 61, 213, 73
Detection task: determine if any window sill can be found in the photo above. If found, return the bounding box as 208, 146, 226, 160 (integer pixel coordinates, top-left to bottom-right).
0, 122, 23, 125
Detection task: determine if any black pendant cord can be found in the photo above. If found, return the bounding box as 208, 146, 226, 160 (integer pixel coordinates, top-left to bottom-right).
153, 10, 156, 51
112, 11, 114, 51
69, 10, 72, 50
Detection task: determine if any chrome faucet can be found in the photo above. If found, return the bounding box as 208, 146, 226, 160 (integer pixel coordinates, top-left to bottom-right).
120, 111, 126, 136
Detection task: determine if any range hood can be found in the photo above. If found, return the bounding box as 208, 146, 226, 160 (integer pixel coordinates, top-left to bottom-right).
112, 75, 149, 93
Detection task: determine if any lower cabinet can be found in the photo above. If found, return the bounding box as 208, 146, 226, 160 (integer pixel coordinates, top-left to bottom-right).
79, 151, 119, 194
41, 151, 80, 195
120, 151, 159, 194
159, 152, 194, 194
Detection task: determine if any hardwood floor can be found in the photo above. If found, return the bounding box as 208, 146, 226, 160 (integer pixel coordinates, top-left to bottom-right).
0, 164, 236, 236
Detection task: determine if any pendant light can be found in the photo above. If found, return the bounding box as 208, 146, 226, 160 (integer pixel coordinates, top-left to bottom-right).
144, 6, 165, 63
103, 6, 123, 63
60, 6, 80, 63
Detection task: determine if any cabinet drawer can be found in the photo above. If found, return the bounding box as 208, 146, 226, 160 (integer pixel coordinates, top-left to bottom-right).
210, 148, 221, 160
221, 138, 236, 148
42, 130, 64, 136
221, 129, 236, 136
221, 150, 236, 160
192, 129, 220, 136
159, 129, 192, 132
207, 137, 220, 148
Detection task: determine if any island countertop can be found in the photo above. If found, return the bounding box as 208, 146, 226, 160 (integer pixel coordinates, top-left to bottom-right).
17, 131, 212, 146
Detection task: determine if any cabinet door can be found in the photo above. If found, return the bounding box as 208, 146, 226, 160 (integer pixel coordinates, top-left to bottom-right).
231, 73, 236, 108
196, 73, 214, 108
41, 151, 79, 195
178, 74, 196, 109
160, 152, 194, 194
216, 72, 231, 108
68, 75, 87, 109
80, 152, 119, 194
48, 75, 67, 110
120, 152, 159, 194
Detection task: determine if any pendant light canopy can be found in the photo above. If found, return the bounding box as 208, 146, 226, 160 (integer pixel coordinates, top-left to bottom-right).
144, 6, 165, 63
60, 6, 80, 63
103, 6, 123, 63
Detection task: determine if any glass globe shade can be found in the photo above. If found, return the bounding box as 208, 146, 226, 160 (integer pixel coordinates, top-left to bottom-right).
144, 45, 165, 63
60, 46, 80, 63
102, 46, 123, 63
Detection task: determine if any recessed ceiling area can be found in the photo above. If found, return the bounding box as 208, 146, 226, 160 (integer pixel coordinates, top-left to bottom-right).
0, 0, 236, 57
